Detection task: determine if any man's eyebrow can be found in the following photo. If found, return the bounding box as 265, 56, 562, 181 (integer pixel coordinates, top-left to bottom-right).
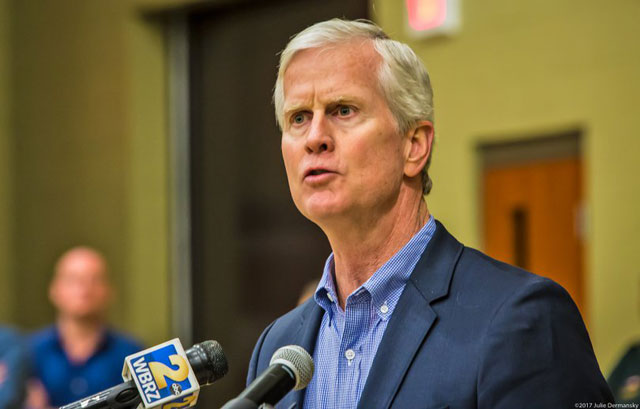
283, 104, 308, 117
283, 97, 363, 117
327, 97, 359, 107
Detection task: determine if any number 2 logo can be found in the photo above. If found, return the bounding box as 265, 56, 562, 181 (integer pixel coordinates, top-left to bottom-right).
149, 355, 189, 389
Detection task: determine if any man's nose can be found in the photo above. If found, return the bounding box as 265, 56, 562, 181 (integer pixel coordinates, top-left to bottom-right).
305, 115, 334, 154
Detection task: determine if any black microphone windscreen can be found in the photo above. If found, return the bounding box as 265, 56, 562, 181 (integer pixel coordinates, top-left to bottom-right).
186, 340, 229, 385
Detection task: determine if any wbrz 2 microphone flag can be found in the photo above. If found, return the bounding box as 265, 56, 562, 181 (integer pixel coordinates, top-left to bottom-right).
122, 338, 200, 409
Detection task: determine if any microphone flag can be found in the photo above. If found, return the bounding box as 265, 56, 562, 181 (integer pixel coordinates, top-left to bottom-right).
122, 338, 201, 409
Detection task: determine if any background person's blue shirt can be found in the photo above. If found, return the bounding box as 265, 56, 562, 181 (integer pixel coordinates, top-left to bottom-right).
29, 326, 143, 406
0, 327, 29, 409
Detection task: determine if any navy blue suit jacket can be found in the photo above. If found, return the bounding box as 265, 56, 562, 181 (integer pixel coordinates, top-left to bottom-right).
247, 221, 613, 408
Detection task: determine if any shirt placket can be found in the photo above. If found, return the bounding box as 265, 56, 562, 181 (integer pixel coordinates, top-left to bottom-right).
337, 291, 370, 409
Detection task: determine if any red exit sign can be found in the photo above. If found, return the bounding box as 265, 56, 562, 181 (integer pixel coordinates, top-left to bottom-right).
406, 0, 460, 37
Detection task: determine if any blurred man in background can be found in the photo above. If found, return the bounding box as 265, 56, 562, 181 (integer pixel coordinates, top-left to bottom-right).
0, 327, 28, 409
27, 247, 142, 407
246, 19, 613, 408
608, 341, 640, 404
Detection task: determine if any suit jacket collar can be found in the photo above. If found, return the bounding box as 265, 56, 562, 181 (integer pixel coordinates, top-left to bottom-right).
408, 220, 462, 303
357, 220, 463, 409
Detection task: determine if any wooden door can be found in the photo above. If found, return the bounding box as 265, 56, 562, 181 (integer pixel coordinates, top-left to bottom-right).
483, 157, 585, 315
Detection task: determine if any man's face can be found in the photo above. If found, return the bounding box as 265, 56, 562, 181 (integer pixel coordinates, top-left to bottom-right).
50, 251, 111, 320
281, 40, 408, 226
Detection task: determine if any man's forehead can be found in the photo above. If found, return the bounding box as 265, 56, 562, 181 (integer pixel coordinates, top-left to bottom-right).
282, 41, 382, 107
56, 250, 107, 278
285, 39, 380, 78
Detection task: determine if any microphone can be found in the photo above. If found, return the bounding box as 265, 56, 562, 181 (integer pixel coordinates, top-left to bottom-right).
59, 340, 228, 409
221, 345, 314, 409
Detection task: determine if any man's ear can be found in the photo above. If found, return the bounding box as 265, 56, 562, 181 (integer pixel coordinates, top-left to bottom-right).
404, 120, 434, 178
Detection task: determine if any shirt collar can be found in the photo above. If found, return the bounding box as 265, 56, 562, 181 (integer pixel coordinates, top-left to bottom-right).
314, 215, 436, 320
314, 254, 339, 318
53, 325, 112, 356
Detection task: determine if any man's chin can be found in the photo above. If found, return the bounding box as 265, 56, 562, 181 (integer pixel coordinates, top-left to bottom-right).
301, 205, 349, 226
65, 310, 104, 322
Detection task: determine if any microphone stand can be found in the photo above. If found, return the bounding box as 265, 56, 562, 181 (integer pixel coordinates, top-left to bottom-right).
59, 380, 141, 409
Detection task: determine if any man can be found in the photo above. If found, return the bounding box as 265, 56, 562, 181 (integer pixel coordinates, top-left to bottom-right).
28, 247, 142, 407
0, 327, 28, 409
246, 19, 613, 408
608, 341, 640, 403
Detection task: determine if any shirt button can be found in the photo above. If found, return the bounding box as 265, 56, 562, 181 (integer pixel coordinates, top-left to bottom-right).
327, 293, 334, 303
345, 349, 355, 360
380, 303, 389, 314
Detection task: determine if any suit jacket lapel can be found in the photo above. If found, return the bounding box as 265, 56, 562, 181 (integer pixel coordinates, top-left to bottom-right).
357, 221, 463, 409
284, 299, 324, 409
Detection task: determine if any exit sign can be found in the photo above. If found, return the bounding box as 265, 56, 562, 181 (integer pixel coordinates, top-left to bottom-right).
406, 0, 461, 37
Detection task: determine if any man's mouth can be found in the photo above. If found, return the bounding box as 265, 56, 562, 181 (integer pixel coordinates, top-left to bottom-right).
304, 168, 336, 181
308, 169, 330, 176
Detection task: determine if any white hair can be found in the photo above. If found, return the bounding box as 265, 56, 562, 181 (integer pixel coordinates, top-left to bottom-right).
273, 18, 435, 194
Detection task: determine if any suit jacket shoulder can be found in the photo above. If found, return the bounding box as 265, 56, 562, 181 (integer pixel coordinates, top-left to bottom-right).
246, 298, 322, 385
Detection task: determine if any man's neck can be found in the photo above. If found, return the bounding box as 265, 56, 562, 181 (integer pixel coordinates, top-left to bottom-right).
324, 194, 429, 309
56, 315, 105, 364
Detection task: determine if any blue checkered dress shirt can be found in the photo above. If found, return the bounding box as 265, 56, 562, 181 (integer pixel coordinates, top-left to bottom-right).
302, 216, 436, 409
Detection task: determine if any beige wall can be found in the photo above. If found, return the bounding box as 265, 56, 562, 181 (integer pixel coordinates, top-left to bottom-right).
124, 9, 172, 346
373, 0, 640, 372
0, 0, 14, 321
2, 0, 171, 345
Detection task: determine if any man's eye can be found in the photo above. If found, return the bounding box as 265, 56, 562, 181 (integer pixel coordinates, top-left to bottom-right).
293, 113, 306, 124
338, 106, 352, 116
